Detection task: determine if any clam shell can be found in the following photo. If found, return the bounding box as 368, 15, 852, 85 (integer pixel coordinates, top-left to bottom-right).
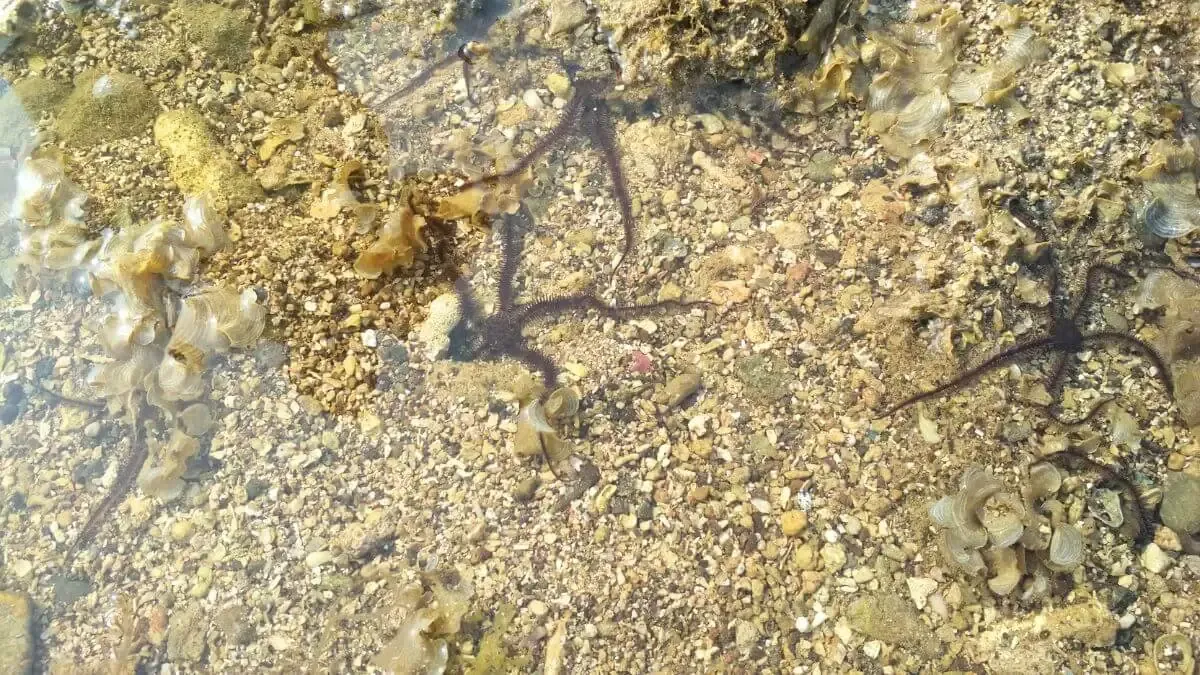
1046, 523, 1085, 572
180, 195, 228, 254
986, 546, 1023, 596
88, 346, 160, 397
980, 492, 1026, 548
1026, 462, 1062, 502
1088, 488, 1125, 529
894, 89, 950, 145
949, 466, 1002, 538
1021, 564, 1050, 602
513, 401, 558, 458
138, 430, 200, 500
1141, 177, 1200, 239
940, 529, 986, 574
157, 349, 205, 401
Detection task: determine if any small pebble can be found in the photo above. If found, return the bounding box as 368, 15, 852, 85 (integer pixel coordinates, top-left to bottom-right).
781, 510, 808, 536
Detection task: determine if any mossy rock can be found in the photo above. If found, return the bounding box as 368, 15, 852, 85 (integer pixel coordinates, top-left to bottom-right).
153, 108, 263, 210
174, 1, 253, 65
54, 70, 158, 147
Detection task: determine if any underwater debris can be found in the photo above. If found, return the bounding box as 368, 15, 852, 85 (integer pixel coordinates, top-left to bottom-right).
1138, 267, 1200, 429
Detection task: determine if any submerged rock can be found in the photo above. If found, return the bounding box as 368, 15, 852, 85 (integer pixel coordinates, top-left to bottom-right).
1161, 472, 1200, 537
0, 591, 32, 675
175, 1, 252, 65
153, 108, 262, 210
55, 70, 158, 147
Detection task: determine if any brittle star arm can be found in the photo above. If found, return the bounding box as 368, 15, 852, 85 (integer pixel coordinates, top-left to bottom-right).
883, 336, 1058, 416
508, 343, 560, 390
378, 49, 463, 106
1071, 263, 1135, 321
459, 94, 586, 191
1079, 331, 1174, 395
517, 294, 704, 324
583, 101, 637, 270
495, 215, 525, 312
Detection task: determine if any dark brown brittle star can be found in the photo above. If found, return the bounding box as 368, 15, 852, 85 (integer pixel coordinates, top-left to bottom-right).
446, 208, 705, 392
883, 259, 1173, 417
455, 77, 639, 273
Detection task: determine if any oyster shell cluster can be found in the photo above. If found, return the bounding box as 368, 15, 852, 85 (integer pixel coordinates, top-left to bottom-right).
930, 463, 1085, 598
10, 150, 266, 498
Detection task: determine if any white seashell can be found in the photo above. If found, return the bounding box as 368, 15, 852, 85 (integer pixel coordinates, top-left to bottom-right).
1088, 488, 1125, 529
980, 492, 1026, 548
180, 195, 228, 254
940, 529, 985, 574
894, 90, 950, 144
88, 346, 160, 397
1027, 462, 1062, 502
1046, 523, 1085, 572
1141, 178, 1200, 239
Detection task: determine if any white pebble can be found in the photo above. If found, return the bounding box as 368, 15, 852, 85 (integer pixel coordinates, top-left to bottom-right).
361, 329, 377, 348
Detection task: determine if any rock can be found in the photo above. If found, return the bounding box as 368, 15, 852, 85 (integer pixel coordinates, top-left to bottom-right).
166, 604, 209, 662
767, 220, 811, 250
513, 476, 539, 502
175, 1, 252, 65
55, 70, 157, 147
1161, 472, 1200, 536
781, 510, 808, 536
1043, 599, 1118, 647
9, 76, 70, 117
664, 372, 701, 408
52, 575, 91, 605
846, 592, 942, 658
820, 542, 847, 571
906, 577, 937, 610
734, 353, 791, 404
1141, 542, 1174, 574
546, 0, 588, 36
0, 591, 32, 675
792, 541, 818, 570
417, 293, 461, 360
214, 605, 255, 645
153, 108, 263, 211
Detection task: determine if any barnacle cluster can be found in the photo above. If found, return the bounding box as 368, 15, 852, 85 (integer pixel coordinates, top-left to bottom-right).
10, 150, 266, 518
931, 463, 1085, 599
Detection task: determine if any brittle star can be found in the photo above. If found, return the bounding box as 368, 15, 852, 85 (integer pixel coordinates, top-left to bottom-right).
454, 76, 639, 273
882, 259, 1173, 417
446, 208, 705, 391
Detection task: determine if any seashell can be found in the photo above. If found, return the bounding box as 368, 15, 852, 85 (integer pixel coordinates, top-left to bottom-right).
1046, 523, 1085, 572
543, 387, 579, 421
513, 401, 557, 458
949, 466, 1003, 539
1021, 563, 1050, 602
980, 492, 1026, 548
1141, 180, 1200, 239
1153, 633, 1195, 675
180, 195, 228, 254
354, 207, 428, 279
940, 529, 985, 574
1088, 488, 1124, 529
1020, 513, 1052, 551
995, 27, 1043, 77
894, 89, 950, 145
1026, 462, 1062, 502
88, 346, 160, 397
986, 546, 1023, 596
138, 430, 200, 500
157, 348, 205, 401
929, 495, 953, 527
179, 403, 214, 436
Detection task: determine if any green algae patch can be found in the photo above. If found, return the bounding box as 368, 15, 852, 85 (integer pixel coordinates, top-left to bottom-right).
55, 70, 158, 147
174, 1, 253, 65
153, 108, 262, 211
